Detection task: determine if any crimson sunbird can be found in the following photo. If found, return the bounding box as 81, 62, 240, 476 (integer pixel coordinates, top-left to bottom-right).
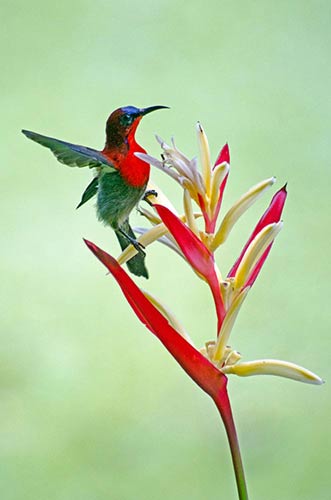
22, 105, 168, 278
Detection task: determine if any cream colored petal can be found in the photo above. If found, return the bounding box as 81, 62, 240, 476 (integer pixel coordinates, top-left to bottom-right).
180, 177, 199, 203
210, 162, 229, 213
136, 182, 177, 224
117, 223, 170, 264
211, 177, 276, 251
146, 181, 179, 214
196, 122, 211, 195
212, 287, 250, 363
137, 206, 161, 225
155, 134, 166, 146
135, 152, 163, 168
234, 222, 283, 290
142, 290, 193, 344
169, 156, 194, 179
170, 137, 193, 167
135, 152, 181, 183
118, 213, 203, 264
220, 279, 235, 311
183, 189, 200, 236
189, 157, 206, 197
134, 228, 184, 258
222, 359, 324, 385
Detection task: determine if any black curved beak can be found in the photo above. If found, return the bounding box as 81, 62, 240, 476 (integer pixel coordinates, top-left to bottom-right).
140, 105, 170, 116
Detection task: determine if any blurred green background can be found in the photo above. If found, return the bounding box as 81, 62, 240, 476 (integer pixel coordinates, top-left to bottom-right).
1, 1, 330, 499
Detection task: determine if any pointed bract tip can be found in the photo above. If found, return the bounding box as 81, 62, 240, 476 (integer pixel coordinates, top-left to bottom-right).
282, 182, 288, 192
214, 143, 230, 166
83, 238, 96, 251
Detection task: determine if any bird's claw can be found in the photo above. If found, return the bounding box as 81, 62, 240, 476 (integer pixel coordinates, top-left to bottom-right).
118, 228, 146, 256
132, 239, 146, 256
143, 189, 158, 206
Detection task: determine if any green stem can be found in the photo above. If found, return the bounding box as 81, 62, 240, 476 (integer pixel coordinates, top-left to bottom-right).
214, 392, 249, 500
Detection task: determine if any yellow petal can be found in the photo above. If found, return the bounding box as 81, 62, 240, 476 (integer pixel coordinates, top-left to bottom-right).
222, 359, 324, 385
117, 213, 203, 264
118, 223, 170, 264
181, 177, 199, 203
146, 181, 178, 214
183, 188, 200, 236
142, 290, 193, 344
196, 122, 211, 195
138, 205, 161, 226
211, 177, 276, 251
212, 287, 250, 363
234, 222, 283, 290
210, 162, 229, 214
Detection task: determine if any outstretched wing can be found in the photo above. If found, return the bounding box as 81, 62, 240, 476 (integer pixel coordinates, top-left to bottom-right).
22, 130, 116, 171
76, 176, 99, 209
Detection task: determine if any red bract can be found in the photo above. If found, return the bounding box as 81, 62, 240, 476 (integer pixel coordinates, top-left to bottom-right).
153, 204, 226, 332
197, 192, 213, 233
214, 143, 230, 167
84, 239, 226, 398
228, 185, 287, 287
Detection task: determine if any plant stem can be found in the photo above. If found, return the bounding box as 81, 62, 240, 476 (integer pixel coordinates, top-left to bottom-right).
214, 391, 249, 500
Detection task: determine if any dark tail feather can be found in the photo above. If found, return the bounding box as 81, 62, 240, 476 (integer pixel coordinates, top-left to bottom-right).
115, 221, 149, 279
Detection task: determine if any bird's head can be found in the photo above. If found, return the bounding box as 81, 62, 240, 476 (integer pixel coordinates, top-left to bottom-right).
105, 105, 168, 146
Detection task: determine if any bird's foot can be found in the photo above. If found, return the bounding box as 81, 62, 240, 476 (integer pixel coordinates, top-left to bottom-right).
143, 189, 158, 206
131, 238, 146, 256
119, 229, 146, 256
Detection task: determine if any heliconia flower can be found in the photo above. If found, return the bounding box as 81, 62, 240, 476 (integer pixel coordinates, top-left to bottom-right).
86, 121, 323, 500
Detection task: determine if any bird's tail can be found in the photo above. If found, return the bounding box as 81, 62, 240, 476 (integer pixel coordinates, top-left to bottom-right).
115, 221, 149, 279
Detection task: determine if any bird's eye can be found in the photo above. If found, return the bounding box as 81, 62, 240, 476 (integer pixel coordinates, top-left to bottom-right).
120, 114, 135, 127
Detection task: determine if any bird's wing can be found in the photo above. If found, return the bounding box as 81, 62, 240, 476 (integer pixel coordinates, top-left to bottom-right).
76, 176, 99, 209
22, 130, 116, 171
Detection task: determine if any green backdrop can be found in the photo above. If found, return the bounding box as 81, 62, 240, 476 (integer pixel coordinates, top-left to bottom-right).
1, 1, 330, 499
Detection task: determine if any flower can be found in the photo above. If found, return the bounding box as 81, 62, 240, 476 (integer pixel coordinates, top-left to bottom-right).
133, 124, 322, 385
86, 122, 323, 499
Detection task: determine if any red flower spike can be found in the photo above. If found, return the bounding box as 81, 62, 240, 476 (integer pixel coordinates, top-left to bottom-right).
154, 204, 226, 332
228, 185, 287, 284
84, 239, 247, 499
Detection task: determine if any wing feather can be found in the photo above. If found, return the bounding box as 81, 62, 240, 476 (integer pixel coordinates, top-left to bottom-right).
22, 130, 116, 171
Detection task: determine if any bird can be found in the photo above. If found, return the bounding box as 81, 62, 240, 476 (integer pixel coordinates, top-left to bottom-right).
22, 105, 168, 278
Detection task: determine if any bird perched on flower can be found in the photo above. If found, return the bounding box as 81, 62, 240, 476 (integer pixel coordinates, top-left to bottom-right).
22, 105, 168, 278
